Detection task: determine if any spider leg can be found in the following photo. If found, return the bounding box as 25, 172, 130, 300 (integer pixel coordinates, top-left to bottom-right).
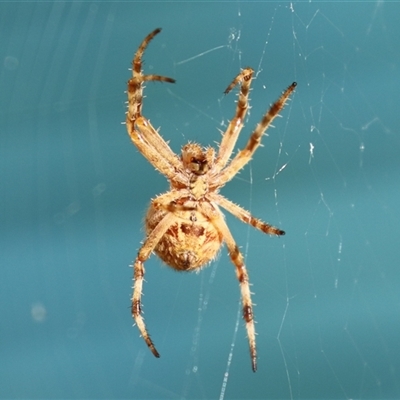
129, 117, 187, 183
135, 117, 182, 171
214, 68, 254, 172
132, 212, 176, 358
127, 28, 175, 121
209, 193, 285, 236
201, 202, 257, 372
127, 28, 182, 180
213, 82, 297, 188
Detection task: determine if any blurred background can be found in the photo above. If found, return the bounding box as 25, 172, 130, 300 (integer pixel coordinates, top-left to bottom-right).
1, 1, 399, 399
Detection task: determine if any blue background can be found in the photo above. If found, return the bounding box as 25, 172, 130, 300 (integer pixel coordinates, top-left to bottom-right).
1, 1, 399, 399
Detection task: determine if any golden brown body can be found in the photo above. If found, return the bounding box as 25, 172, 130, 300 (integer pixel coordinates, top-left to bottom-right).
126, 28, 296, 371
146, 205, 223, 271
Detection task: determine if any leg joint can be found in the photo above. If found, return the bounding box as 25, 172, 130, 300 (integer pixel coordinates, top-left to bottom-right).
243, 305, 253, 322
132, 299, 141, 316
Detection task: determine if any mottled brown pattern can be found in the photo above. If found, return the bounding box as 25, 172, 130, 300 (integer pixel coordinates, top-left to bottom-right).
146, 205, 222, 271
127, 29, 296, 372
180, 223, 205, 238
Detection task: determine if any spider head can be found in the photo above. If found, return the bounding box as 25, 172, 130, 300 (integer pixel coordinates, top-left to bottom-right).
182, 143, 215, 175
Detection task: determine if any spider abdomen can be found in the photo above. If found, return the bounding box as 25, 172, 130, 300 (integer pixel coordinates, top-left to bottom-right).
146, 205, 223, 271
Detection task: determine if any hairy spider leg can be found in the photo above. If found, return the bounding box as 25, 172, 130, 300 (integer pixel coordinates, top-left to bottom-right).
214, 68, 254, 171
214, 82, 297, 187
201, 200, 258, 372
126, 28, 180, 178
132, 212, 178, 358
209, 193, 285, 236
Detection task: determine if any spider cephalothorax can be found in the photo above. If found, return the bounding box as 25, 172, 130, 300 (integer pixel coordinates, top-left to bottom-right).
126, 28, 296, 372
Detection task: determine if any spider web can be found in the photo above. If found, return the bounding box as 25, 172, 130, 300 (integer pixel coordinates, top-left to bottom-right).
1, 1, 399, 399
140, 4, 399, 399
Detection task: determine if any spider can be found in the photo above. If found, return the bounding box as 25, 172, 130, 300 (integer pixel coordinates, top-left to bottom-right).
126, 28, 296, 372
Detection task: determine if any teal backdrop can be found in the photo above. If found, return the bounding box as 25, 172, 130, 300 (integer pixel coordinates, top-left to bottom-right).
1, 2, 399, 399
